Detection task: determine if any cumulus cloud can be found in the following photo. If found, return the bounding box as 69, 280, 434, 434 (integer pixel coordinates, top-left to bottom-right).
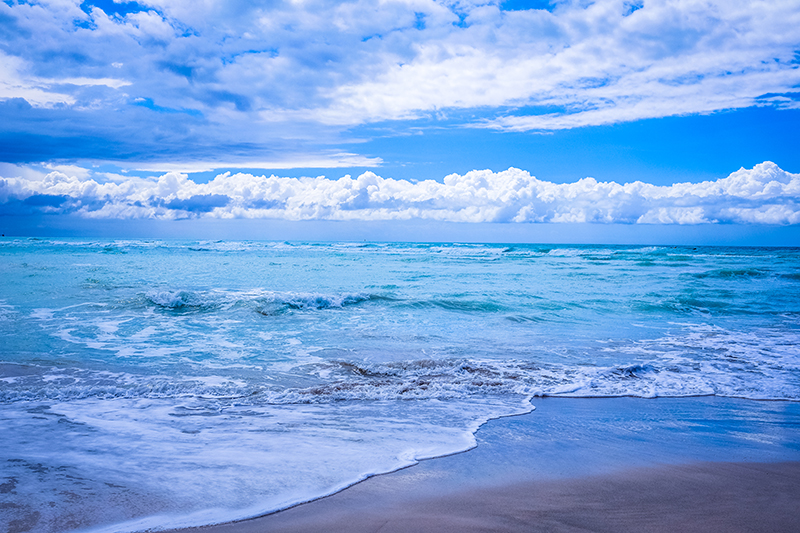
0, 0, 798, 162
1, 161, 798, 225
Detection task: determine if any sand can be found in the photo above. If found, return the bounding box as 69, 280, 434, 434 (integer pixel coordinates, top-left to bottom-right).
169, 397, 800, 533
179, 461, 800, 533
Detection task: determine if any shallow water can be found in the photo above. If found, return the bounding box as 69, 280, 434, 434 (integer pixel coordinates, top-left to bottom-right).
1, 239, 799, 532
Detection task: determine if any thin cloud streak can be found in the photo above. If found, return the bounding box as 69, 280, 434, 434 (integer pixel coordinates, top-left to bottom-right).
130, 154, 384, 174
2, 162, 798, 225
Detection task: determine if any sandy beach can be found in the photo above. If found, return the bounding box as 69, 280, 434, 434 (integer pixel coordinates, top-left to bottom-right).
171, 397, 800, 533
178, 461, 800, 533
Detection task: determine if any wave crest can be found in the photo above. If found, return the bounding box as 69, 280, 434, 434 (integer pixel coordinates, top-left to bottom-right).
254, 292, 382, 315
145, 290, 209, 310
142, 289, 389, 315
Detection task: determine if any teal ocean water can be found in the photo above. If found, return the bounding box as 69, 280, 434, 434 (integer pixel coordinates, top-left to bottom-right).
2, 239, 799, 532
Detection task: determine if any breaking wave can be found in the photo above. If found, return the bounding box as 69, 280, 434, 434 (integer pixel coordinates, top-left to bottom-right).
144, 289, 389, 314
4, 327, 799, 405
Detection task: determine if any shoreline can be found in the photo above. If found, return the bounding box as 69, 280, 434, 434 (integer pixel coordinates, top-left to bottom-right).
166, 396, 800, 533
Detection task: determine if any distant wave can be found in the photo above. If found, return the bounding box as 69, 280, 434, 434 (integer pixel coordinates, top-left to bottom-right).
3, 238, 792, 264
692, 268, 771, 279
136, 278, 800, 320
143, 289, 391, 314
254, 293, 394, 315
142, 288, 520, 316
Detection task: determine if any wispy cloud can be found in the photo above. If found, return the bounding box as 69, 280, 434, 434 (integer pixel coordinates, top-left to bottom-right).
321, 0, 800, 130
1, 0, 798, 163
129, 154, 384, 174
2, 162, 798, 224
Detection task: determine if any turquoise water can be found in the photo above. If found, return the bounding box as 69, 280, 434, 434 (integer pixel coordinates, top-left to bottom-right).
1, 239, 799, 532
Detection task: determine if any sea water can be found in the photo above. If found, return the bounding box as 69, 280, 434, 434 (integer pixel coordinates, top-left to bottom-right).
1, 239, 799, 532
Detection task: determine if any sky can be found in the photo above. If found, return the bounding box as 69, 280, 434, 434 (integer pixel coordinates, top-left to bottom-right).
1, 0, 799, 244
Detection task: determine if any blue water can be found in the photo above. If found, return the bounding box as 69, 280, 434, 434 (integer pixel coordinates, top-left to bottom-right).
1, 239, 799, 532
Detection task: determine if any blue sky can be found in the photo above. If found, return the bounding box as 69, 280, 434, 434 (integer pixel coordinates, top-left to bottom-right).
1, 0, 799, 243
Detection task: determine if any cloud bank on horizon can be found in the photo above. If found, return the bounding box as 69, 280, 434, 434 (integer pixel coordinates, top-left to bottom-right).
2, 162, 798, 225
1, 0, 799, 166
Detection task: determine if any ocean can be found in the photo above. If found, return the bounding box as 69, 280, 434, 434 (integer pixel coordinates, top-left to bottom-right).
1, 239, 799, 532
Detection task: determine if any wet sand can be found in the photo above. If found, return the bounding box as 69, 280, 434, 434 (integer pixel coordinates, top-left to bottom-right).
179, 461, 800, 533
170, 397, 800, 533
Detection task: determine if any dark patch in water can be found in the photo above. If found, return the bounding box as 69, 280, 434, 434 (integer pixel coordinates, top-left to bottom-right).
6, 507, 41, 533
100, 246, 126, 255
612, 364, 655, 379
338, 361, 393, 378
0, 477, 18, 494
255, 294, 388, 316
402, 298, 506, 313
505, 314, 545, 323
694, 269, 769, 279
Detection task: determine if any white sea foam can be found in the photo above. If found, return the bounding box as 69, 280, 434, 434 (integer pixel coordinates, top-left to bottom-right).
0, 301, 14, 321
1, 396, 532, 533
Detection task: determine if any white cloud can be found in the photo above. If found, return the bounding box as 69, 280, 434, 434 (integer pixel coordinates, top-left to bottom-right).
0, 52, 76, 107
1, 0, 798, 134
308, 0, 800, 128
2, 161, 798, 225
0, 50, 130, 108
43, 164, 93, 179
43, 77, 131, 89
0, 163, 48, 181
129, 153, 384, 174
